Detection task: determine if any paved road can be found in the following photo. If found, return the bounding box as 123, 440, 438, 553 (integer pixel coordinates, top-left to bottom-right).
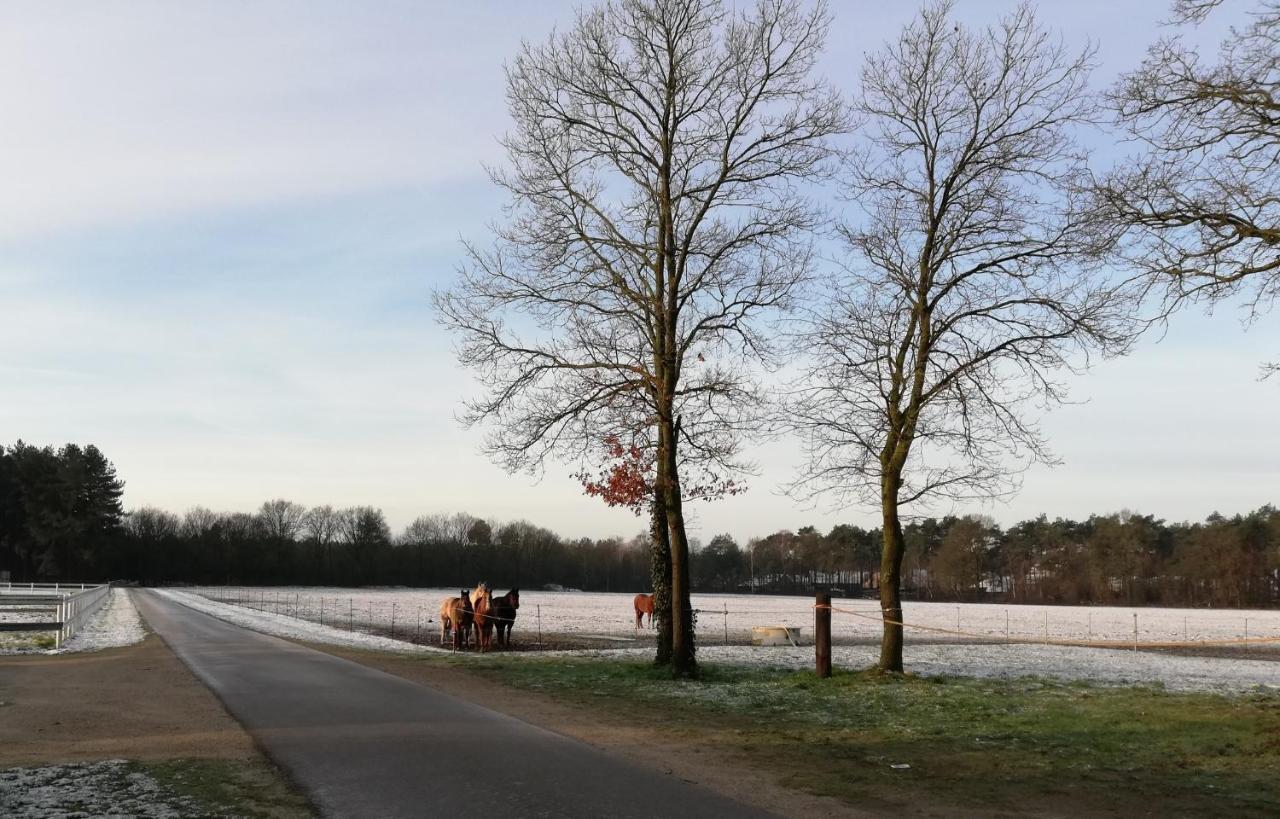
134, 591, 773, 819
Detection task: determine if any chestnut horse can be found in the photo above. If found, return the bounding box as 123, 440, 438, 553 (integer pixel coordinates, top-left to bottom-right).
470, 582, 494, 652
490, 589, 520, 648
633, 593, 654, 628
439, 589, 474, 650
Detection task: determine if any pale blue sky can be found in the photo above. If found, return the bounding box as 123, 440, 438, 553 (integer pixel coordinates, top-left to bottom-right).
1, 1, 1275, 543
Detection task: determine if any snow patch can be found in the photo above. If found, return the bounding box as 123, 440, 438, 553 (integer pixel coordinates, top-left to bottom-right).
154, 589, 441, 654
0, 760, 214, 818
57, 588, 147, 653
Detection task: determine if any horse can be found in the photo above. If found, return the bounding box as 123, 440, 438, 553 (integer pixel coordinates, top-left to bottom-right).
439, 589, 474, 650
489, 589, 520, 648
470, 581, 494, 652
634, 593, 654, 628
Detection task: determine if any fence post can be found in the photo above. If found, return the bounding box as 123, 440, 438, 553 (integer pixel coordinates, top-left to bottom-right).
349, 598, 354, 631
537, 604, 543, 649
391, 602, 397, 638
815, 592, 832, 679
1005, 609, 1010, 644
723, 602, 729, 645
1244, 617, 1249, 655
1133, 612, 1138, 652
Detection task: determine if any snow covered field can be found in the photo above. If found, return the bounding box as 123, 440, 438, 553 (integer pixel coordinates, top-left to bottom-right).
189, 586, 1280, 646
175, 586, 1280, 694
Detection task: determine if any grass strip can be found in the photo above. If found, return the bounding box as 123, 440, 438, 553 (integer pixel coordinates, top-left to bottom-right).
433, 655, 1280, 817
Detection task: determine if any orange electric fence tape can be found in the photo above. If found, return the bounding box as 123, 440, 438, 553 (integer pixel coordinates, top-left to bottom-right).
814, 603, 1280, 650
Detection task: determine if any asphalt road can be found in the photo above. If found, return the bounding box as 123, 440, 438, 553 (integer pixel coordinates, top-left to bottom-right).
134, 590, 774, 819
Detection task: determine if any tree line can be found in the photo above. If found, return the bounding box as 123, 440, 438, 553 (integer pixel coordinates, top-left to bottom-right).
723, 509, 1280, 609
2, 439, 1275, 608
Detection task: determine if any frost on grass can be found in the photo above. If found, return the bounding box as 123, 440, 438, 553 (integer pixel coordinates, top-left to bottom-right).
0, 760, 216, 819
57, 589, 147, 653
155, 589, 442, 655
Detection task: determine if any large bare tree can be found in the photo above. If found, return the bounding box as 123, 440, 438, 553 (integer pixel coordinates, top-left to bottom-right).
786, 1, 1137, 672
1097, 0, 1279, 374
435, 0, 844, 676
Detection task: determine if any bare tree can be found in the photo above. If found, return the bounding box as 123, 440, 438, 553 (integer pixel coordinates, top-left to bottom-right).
435, 0, 844, 676
303, 504, 341, 579
257, 499, 306, 542
181, 506, 220, 540
786, 1, 1137, 672
1097, 0, 1279, 374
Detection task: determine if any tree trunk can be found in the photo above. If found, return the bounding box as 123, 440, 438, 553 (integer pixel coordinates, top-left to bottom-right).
878, 471, 906, 672
659, 413, 697, 678
649, 495, 673, 666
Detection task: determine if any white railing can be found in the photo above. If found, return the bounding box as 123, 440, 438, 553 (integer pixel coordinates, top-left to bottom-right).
55, 584, 112, 646
0, 582, 111, 647
0, 582, 93, 594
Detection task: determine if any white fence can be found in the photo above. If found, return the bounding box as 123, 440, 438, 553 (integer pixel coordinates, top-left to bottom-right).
0, 582, 112, 647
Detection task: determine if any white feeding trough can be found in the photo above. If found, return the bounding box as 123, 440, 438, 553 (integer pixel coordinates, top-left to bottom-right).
751, 625, 804, 647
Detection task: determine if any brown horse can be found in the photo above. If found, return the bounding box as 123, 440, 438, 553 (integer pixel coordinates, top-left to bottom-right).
634, 593, 654, 628
470, 582, 494, 652
490, 589, 520, 648
439, 589, 474, 650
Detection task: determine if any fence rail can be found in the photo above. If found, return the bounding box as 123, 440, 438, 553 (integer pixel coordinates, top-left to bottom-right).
0, 582, 112, 646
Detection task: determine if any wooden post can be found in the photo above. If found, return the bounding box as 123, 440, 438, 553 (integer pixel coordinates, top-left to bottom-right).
815, 592, 832, 679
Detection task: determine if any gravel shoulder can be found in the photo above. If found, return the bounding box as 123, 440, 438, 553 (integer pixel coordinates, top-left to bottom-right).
0, 634, 259, 765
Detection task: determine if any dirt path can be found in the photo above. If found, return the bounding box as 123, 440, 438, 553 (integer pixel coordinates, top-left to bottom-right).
0, 634, 257, 766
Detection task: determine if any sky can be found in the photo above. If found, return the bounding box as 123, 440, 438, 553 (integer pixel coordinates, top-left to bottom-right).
1, 1, 1276, 545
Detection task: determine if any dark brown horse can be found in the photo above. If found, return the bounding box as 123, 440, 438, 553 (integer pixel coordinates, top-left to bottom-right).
439, 589, 474, 650
490, 589, 520, 648
634, 593, 654, 628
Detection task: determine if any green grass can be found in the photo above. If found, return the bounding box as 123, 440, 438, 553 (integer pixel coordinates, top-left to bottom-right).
0, 631, 56, 651
139, 758, 313, 818
435, 655, 1280, 817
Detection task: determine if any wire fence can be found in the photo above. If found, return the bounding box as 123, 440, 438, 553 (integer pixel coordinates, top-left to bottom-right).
191, 587, 1280, 655
816, 602, 1280, 652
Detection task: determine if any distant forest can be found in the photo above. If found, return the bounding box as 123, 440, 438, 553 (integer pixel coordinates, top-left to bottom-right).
1, 441, 1277, 608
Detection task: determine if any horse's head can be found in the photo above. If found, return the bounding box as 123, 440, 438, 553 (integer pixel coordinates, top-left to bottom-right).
509, 588, 520, 609
470, 582, 491, 608
460, 590, 473, 613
